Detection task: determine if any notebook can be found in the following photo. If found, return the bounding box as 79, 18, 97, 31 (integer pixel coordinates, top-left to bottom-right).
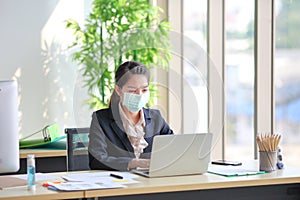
132, 133, 213, 178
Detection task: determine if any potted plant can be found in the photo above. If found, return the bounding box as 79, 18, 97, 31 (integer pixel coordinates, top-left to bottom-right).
66, 0, 171, 109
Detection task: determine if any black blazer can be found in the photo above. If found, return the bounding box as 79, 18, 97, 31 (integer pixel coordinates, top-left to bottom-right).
88, 105, 173, 171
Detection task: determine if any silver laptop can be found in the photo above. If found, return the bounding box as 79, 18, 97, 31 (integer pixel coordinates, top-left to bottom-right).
132, 133, 213, 178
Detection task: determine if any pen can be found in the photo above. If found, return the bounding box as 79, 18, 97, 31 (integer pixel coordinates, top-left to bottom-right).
110, 173, 123, 179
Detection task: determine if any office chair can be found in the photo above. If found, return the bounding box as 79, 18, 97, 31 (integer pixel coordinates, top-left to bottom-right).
65, 128, 90, 171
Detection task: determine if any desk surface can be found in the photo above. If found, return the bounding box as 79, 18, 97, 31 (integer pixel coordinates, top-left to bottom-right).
1, 161, 300, 200
85, 165, 300, 198
0, 185, 84, 200
19, 149, 66, 159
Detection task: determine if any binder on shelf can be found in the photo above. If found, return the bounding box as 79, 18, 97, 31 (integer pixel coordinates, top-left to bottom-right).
19, 123, 66, 149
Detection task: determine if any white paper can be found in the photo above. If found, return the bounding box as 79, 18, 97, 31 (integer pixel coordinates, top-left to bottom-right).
48, 181, 125, 191
62, 171, 139, 184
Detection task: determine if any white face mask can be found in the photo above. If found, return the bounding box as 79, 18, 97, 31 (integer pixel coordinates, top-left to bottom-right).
122, 92, 150, 113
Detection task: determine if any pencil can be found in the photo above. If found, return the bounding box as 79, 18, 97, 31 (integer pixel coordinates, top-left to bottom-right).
256, 133, 281, 152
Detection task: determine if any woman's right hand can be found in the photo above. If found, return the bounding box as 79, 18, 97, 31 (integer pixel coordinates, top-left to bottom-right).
128, 158, 150, 170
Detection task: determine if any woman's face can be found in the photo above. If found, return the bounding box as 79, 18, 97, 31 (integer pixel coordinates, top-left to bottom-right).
115, 74, 150, 113
116, 74, 149, 97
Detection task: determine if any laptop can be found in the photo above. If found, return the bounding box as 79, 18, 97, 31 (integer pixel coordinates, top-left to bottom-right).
132, 133, 213, 178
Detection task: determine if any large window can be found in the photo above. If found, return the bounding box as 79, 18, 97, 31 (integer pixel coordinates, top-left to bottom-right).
170, 0, 300, 166
275, 0, 300, 167
183, 0, 208, 133
225, 0, 255, 160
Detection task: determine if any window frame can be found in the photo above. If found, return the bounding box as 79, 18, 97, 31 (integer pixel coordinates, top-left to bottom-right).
166, 0, 275, 160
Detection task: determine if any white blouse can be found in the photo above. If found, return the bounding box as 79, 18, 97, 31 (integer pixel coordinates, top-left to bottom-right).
118, 103, 148, 159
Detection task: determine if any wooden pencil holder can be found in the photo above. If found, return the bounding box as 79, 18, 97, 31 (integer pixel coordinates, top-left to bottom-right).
259, 151, 277, 172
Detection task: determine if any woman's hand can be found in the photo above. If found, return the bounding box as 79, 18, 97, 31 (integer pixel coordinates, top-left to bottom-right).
128, 158, 150, 169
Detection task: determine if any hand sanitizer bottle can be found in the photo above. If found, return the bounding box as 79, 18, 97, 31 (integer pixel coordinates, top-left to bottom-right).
27, 154, 36, 190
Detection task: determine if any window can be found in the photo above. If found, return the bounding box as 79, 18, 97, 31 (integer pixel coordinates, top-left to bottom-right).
225, 0, 255, 160
169, 0, 300, 166
275, 0, 300, 167
183, 0, 208, 133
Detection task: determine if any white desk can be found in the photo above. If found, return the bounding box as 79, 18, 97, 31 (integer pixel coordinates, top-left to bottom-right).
1, 161, 300, 200
85, 165, 300, 199
0, 185, 84, 200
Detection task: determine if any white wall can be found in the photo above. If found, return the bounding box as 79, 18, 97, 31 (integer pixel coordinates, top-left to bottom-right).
0, 0, 92, 138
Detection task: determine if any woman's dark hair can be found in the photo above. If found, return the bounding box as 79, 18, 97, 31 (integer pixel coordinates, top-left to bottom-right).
109, 61, 150, 107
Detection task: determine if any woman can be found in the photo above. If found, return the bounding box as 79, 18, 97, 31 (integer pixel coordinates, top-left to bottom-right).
88, 61, 173, 171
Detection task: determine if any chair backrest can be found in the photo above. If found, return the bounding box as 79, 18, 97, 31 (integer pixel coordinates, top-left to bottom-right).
65, 128, 90, 171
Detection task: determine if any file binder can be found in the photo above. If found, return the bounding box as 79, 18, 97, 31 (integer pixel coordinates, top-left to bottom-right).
19, 123, 66, 149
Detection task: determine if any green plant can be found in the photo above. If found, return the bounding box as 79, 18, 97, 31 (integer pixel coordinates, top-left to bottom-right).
66, 0, 171, 109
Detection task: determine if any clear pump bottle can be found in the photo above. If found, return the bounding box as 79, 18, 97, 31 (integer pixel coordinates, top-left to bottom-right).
27, 154, 36, 190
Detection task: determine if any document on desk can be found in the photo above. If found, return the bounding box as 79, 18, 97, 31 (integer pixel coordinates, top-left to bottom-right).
62, 171, 139, 185
208, 166, 265, 177
47, 181, 125, 191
